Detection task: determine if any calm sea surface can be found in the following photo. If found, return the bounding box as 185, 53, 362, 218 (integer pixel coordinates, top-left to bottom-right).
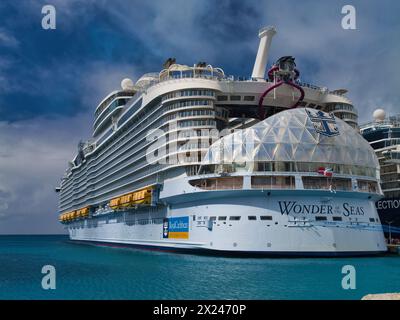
0, 235, 399, 300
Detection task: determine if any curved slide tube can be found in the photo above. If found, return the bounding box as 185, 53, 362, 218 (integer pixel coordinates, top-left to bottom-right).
258, 79, 305, 120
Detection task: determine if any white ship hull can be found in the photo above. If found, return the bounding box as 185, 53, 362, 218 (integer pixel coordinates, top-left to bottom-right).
68, 189, 387, 256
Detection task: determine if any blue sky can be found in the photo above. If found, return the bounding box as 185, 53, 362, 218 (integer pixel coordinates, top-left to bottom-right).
0, 0, 399, 233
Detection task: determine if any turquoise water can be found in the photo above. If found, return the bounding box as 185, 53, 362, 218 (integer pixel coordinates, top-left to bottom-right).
0, 235, 399, 300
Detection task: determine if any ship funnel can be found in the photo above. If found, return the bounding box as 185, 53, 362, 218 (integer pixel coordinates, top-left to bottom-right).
251, 26, 277, 80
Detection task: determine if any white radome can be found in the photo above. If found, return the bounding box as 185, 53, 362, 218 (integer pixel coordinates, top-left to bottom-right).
373, 108, 386, 121
121, 78, 134, 91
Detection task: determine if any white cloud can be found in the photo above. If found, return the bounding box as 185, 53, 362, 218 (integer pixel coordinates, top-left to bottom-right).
0, 58, 137, 233
100, 0, 400, 122
80, 61, 138, 108
0, 112, 92, 233
0, 28, 19, 48
257, 1, 400, 122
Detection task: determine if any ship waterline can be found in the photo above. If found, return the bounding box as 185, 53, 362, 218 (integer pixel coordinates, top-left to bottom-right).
57, 26, 386, 256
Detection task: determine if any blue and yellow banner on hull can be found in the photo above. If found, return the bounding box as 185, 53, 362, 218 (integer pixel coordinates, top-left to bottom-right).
163, 216, 189, 239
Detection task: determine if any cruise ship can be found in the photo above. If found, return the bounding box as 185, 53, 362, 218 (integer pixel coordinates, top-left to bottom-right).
360, 110, 400, 241
57, 26, 386, 256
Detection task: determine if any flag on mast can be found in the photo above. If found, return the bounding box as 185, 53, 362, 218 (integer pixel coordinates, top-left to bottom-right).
324, 168, 333, 177
317, 167, 333, 177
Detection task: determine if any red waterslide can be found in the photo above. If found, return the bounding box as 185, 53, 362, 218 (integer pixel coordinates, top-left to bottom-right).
258, 68, 305, 120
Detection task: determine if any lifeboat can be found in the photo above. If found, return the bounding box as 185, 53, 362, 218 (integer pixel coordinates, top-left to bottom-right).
59, 211, 77, 223
120, 194, 133, 207
76, 207, 90, 218
109, 197, 121, 210
81, 207, 89, 217
109, 186, 153, 210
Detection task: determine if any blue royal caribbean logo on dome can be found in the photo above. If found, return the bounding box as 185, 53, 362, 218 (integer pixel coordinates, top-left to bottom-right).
305, 109, 340, 137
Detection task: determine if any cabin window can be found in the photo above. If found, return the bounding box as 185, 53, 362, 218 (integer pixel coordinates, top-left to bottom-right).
189, 176, 243, 190
251, 176, 295, 189
248, 216, 257, 220
229, 216, 241, 221
333, 216, 342, 221
315, 216, 327, 221
250, 162, 376, 178
357, 180, 379, 193
230, 95, 241, 101
244, 96, 255, 101
302, 177, 352, 191
260, 216, 273, 220
218, 216, 227, 221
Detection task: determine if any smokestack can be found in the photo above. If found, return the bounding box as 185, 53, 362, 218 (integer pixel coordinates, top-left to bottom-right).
251, 26, 277, 80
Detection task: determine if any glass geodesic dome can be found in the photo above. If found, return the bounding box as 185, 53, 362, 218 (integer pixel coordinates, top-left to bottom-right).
201, 108, 379, 176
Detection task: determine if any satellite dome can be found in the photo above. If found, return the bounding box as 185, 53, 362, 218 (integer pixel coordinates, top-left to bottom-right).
373, 109, 386, 122
121, 78, 134, 91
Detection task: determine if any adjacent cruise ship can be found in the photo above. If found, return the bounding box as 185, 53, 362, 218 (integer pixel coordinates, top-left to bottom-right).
360, 110, 400, 240
57, 26, 386, 256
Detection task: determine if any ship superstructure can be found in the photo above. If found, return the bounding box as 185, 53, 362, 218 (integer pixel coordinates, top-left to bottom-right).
360, 110, 400, 239
57, 26, 386, 256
